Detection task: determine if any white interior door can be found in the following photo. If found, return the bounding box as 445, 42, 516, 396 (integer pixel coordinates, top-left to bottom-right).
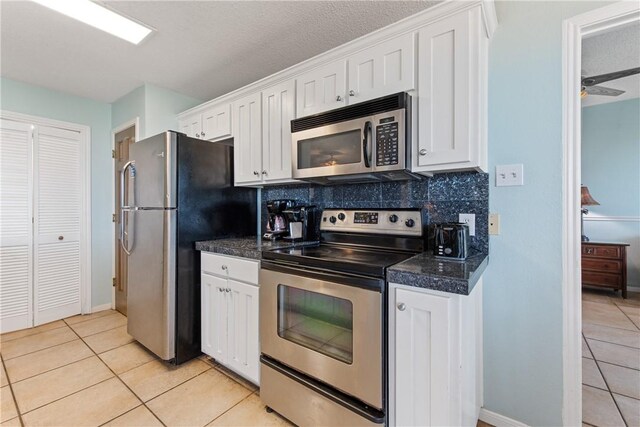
33, 125, 82, 325
0, 119, 34, 333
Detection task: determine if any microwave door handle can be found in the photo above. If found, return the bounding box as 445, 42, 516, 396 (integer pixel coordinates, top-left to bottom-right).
363, 121, 372, 168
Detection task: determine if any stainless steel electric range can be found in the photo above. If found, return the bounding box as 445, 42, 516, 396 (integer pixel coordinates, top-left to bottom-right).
259, 208, 424, 426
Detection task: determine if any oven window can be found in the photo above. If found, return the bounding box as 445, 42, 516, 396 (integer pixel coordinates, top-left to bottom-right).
277, 285, 353, 364
297, 129, 361, 169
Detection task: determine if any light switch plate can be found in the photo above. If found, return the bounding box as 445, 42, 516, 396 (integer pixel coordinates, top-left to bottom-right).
458, 213, 475, 236
496, 164, 524, 186
489, 213, 500, 235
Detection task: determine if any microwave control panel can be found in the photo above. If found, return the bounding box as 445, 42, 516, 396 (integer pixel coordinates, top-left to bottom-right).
376, 117, 399, 167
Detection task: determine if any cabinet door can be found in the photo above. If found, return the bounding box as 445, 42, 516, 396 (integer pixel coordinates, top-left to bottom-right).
347, 33, 415, 104
201, 103, 231, 141
417, 10, 472, 168
201, 273, 228, 363
179, 114, 202, 139
226, 279, 260, 384
393, 287, 452, 427
33, 125, 82, 325
0, 119, 34, 333
296, 60, 346, 117
262, 80, 296, 182
232, 92, 263, 185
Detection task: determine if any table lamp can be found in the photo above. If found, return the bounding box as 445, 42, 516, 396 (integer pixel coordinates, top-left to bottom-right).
581, 185, 600, 242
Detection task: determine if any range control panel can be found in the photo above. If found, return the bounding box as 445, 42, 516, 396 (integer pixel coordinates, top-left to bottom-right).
321, 209, 422, 237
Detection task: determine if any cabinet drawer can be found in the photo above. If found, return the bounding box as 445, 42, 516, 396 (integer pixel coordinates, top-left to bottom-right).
582, 245, 621, 259
582, 271, 622, 287
201, 252, 259, 284
582, 258, 622, 273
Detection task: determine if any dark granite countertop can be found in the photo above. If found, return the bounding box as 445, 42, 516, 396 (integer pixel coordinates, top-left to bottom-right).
195, 237, 318, 260
387, 252, 488, 296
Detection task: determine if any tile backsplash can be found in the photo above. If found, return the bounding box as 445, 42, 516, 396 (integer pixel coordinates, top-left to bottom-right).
262, 171, 489, 253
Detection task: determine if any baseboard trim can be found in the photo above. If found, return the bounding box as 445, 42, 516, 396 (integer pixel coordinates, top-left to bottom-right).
479, 408, 528, 427
91, 303, 112, 313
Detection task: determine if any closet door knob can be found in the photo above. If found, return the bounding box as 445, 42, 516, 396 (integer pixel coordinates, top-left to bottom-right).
419, 149, 427, 156
397, 303, 406, 311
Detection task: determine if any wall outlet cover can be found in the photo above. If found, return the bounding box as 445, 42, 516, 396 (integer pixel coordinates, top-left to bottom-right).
489, 213, 500, 235
458, 213, 476, 236
496, 164, 524, 186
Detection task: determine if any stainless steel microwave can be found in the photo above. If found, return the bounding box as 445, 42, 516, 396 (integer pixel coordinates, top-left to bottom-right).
291, 92, 419, 184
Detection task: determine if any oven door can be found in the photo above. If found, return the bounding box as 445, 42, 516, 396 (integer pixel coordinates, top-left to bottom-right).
260, 263, 383, 409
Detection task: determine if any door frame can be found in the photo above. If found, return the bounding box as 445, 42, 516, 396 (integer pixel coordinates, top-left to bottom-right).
111, 118, 139, 309
0, 109, 92, 315
561, 3, 639, 425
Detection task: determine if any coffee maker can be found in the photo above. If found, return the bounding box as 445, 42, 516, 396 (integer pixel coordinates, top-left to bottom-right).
264, 200, 296, 240
283, 205, 320, 241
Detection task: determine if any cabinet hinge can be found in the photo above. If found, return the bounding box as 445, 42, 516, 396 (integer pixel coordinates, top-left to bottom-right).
112, 213, 116, 223
112, 277, 116, 287
111, 149, 116, 159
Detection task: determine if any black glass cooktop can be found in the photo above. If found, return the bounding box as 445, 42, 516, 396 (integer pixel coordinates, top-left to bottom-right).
262, 243, 416, 278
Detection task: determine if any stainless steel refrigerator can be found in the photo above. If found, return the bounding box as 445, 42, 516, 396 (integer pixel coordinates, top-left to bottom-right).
120, 131, 256, 364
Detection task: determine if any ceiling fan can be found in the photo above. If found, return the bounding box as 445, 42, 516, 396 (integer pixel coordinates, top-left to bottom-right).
581, 66, 640, 98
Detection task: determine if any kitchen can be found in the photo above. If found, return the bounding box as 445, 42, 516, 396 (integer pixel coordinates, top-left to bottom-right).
2, 2, 636, 425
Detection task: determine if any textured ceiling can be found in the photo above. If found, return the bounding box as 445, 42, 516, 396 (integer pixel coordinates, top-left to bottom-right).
582, 22, 640, 107
0, 0, 438, 103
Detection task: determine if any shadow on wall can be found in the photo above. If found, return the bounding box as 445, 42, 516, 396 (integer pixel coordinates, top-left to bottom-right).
262, 171, 489, 253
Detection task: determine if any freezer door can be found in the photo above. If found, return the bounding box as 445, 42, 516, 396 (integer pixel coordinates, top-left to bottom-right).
129, 132, 177, 208
126, 208, 176, 360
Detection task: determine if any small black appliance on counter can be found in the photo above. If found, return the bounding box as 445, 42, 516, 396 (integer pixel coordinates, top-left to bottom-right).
264, 199, 296, 240
282, 205, 320, 241
432, 222, 469, 260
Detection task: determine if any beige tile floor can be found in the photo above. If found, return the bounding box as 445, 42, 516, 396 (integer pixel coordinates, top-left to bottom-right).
0, 310, 291, 427
582, 287, 640, 427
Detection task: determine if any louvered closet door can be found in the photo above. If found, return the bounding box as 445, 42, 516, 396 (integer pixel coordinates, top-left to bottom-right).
0, 119, 34, 333
33, 125, 82, 325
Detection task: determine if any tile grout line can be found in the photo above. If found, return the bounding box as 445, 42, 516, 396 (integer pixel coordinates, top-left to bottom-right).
1, 353, 25, 427
583, 336, 640, 352
614, 305, 640, 332
64, 318, 168, 427
1, 334, 78, 362
0, 323, 68, 344
584, 331, 629, 427
583, 320, 640, 334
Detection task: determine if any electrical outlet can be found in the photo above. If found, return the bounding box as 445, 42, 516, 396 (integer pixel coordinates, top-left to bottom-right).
489, 213, 500, 235
458, 213, 475, 236
496, 164, 524, 186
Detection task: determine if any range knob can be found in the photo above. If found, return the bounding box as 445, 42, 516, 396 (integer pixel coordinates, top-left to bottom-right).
337, 213, 346, 221
329, 216, 337, 224
405, 218, 415, 228
389, 214, 399, 223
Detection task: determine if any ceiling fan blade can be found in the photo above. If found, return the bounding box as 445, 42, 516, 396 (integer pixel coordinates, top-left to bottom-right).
585, 85, 625, 96
582, 67, 640, 86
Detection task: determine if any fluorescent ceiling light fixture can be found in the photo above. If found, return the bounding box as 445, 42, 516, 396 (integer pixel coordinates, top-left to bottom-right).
32, 0, 153, 45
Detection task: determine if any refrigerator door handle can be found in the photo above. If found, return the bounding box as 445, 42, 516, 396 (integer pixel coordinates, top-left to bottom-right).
120, 161, 136, 256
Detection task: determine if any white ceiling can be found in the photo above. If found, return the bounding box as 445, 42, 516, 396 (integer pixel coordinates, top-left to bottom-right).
0, 0, 438, 104
581, 22, 640, 107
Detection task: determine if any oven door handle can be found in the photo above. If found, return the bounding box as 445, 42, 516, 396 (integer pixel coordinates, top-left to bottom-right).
362, 120, 372, 168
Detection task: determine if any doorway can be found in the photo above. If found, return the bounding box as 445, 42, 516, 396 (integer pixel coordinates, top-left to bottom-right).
562, 3, 640, 426
113, 119, 138, 315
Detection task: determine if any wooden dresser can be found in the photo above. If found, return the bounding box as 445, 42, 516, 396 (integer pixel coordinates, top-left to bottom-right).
582, 242, 629, 298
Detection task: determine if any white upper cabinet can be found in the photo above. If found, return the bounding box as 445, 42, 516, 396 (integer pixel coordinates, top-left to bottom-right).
415, 6, 487, 173
232, 92, 263, 185
296, 60, 347, 117
347, 33, 416, 104
179, 102, 231, 141
262, 80, 296, 182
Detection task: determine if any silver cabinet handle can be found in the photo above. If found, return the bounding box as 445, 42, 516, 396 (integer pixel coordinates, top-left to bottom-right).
253, 171, 259, 176
218, 288, 223, 292
221, 265, 228, 271
261, 170, 268, 176
196, 133, 200, 138
397, 303, 406, 311
201, 131, 206, 137
419, 149, 427, 156
349, 90, 356, 96
225, 288, 231, 293
336, 95, 343, 102
58, 235, 64, 241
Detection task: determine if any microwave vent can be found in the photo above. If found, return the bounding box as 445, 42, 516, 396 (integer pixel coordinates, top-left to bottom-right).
291, 92, 410, 133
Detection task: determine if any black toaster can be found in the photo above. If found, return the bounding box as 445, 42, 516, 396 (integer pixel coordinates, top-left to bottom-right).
432, 223, 469, 260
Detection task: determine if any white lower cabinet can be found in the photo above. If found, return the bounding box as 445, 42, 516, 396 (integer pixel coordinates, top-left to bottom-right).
389, 279, 483, 427
201, 253, 260, 385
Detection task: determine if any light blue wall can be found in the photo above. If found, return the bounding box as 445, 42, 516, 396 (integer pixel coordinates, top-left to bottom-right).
111, 85, 146, 137
484, 2, 610, 425
582, 98, 640, 286
145, 84, 201, 136
0, 77, 113, 307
